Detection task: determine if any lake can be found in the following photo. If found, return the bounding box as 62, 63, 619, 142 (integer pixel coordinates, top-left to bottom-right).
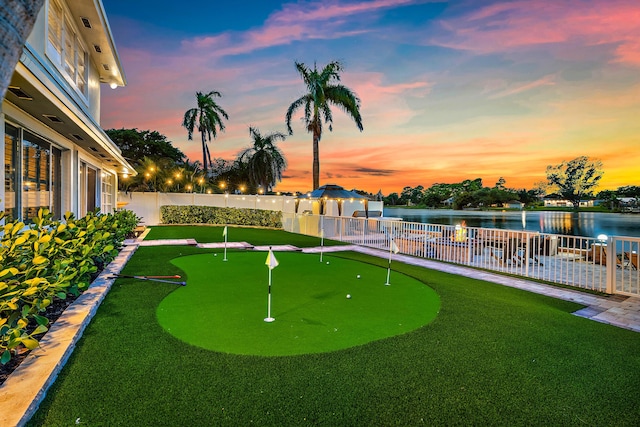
383, 208, 640, 239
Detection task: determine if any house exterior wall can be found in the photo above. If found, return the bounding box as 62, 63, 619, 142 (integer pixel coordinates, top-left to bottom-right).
1, 0, 133, 223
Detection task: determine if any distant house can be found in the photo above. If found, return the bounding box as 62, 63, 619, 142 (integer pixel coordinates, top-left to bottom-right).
1, 0, 135, 223
505, 200, 524, 209
543, 198, 594, 208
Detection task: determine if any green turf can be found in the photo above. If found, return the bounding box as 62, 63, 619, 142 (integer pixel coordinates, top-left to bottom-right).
26, 228, 640, 426
157, 252, 439, 355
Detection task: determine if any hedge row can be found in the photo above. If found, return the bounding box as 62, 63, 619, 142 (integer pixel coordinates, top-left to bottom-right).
0, 209, 139, 365
160, 205, 282, 228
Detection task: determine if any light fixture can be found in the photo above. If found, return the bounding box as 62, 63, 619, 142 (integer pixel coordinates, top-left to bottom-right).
110, 82, 118, 89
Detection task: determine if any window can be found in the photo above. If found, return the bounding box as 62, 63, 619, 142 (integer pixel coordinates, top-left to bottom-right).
47, 0, 88, 98
22, 132, 52, 221
4, 124, 19, 220
80, 162, 98, 216
101, 172, 114, 213
3, 124, 63, 222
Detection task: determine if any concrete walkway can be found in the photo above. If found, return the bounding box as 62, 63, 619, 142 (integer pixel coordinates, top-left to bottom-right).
1, 237, 638, 427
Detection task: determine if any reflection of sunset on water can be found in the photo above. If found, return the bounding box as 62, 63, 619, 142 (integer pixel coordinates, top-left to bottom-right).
388, 209, 640, 238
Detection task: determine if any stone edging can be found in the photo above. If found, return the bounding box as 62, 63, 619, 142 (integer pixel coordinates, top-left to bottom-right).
0, 245, 138, 427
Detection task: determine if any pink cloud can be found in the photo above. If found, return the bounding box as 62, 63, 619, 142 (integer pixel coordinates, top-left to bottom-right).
272, 0, 417, 23
434, 0, 640, 67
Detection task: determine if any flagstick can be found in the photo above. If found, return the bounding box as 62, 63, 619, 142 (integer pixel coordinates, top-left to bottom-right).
320, 216, 324, 263
264, 246, 277, 322
264, 266, 274, 322
223, 225, 228, 261
385, 236, 393, 286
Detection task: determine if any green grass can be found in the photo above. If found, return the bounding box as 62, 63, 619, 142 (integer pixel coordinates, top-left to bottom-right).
158, 252, 439, 355
28, 228, 640, 426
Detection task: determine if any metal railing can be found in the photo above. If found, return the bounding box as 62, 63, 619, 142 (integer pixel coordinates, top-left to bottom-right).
282, 213, 640, 296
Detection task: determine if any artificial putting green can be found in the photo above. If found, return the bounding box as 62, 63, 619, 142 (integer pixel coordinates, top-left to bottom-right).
156, 251, 440, 356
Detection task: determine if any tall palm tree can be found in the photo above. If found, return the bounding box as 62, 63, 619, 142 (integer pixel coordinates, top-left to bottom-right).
0, 0, 45, 100
182, 91, 229, 176
237, 127, 287, 192
285, 61, 363, 190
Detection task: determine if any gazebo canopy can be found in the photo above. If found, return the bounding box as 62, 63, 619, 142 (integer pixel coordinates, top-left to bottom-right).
306, 184, 367, 200
296, 184, 368, 216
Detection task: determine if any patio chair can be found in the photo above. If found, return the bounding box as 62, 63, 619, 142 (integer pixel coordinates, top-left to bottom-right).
628, 252, 639, 270
513, 234, 544, 266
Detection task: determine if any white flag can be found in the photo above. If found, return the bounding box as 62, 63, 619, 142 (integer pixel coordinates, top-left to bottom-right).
222, 226, 228, 237
391, 240, 400, 254
265, 250, 279, 270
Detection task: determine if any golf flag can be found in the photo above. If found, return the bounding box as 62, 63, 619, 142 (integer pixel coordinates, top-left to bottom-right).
264, 247, 277, 322
391, 239, 400, 254
266, 249, 279, 270
222, 226, 228, 237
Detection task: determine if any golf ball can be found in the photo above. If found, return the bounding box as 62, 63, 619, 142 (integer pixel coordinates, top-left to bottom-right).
346, 294, 351, 299
326, 261, 330, 265
214, 253, 218, 257
357, 275, 361, 279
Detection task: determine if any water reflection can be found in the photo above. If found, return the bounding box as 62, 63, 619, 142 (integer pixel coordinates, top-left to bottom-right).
385, 208, 640, 238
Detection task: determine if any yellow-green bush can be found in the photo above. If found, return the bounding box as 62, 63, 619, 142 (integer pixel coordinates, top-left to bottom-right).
0, 209, 139, 364
160, 205, 282, 228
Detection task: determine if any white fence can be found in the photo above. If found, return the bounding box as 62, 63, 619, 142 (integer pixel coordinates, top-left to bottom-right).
283, 213, 640, 297
117, 192, 383, 225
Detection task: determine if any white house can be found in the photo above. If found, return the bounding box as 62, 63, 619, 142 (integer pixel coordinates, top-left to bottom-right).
1, 0, 135, 223
543, 198, 594, 208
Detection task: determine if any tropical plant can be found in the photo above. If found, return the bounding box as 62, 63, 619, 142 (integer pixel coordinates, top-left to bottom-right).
237, 127, 287, 192
0, 208, 139, 364
285, 61, 363, 190
546, 156, 604, 209
182, 91, 229, 176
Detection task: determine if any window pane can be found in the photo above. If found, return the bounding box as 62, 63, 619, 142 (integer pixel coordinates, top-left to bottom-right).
87, 167, 97, 213
51, 147, 62, 220
4, 124, 19, 220
77, 44, 87, 94
22, 132, 51, 222
101, 172, 114, 213
47, 0, 63, 57
64, 20, 76, 77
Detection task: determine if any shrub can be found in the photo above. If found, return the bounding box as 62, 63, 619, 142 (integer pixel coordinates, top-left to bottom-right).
160, 205, 282, 228
0, 209, 139, 364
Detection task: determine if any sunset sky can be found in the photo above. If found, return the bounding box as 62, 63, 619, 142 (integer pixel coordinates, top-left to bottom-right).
101, 0, 640, 194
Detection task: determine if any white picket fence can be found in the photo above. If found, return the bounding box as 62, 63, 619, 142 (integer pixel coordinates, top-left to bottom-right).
283, 213, 640, 297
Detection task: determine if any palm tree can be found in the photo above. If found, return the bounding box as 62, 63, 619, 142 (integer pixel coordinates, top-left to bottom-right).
237, 127, 287, 192
182, 91, 229, 176
0, 1, 45, 100
285, 61, 363, 190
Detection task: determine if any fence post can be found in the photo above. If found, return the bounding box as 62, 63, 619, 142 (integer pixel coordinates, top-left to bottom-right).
605, 236, 615, 294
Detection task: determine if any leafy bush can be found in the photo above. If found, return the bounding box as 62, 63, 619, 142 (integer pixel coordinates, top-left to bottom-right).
160, 205, 282, 228
0, 209, 139, 364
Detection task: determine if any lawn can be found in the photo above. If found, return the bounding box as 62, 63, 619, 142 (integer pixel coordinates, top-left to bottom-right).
28, 227, 640, 426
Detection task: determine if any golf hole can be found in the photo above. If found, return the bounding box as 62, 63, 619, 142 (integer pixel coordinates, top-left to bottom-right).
157, 252, 440, 356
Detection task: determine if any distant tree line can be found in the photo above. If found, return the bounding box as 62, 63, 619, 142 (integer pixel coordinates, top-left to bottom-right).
383, 156, 636, 211
383, 177, 542, 209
